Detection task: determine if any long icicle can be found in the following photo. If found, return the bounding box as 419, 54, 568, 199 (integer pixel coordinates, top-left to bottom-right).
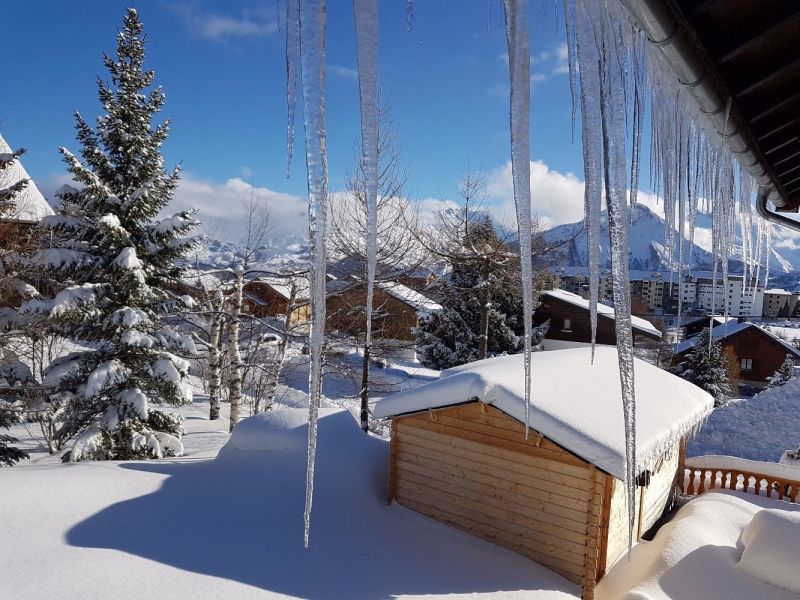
285, 0, 300, 178
595, 2, 637, 552
298, 0, 329, 548
502, 0, 534, 436
353, 0, 379, 432
573, 0, 602, 361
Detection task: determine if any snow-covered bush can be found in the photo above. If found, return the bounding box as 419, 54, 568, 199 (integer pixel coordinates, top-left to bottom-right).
19, 9, 197, 461
767, 354, 796, 388
738, 509, 800, 594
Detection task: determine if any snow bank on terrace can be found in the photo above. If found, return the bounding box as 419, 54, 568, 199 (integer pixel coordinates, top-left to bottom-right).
739, 508, 800, 594
598, 490, 800, 599
543, 289, 662, 337
689, 378, 800, 462
374, 348, 713, 480
0, 407, 578, 599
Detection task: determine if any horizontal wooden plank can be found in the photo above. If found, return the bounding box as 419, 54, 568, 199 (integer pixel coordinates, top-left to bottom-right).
397, 440, 593, 511
396, 463, 591, 543
400, 415, 588, 469
397, 426, 594, 492
396, 477, 591, 557
397, 493, 587, 583
397, 420, 589, 475
431, 409, 577, 457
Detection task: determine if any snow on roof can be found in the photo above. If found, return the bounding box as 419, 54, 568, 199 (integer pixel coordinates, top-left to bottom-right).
374, 347, 712, 480
764, 288, 793, 295
377, 281, 442, 314
674, 321, 800, 358
0, 135, 55, 223
543, 289, 662, 338
254, 275, 310, 301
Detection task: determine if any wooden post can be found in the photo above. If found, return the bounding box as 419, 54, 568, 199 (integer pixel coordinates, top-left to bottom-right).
636, 482, 647, 539
596, 475, 614, 580
387, 418, 398, 504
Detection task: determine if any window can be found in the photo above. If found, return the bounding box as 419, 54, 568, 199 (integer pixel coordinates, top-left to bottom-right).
562, 318, 572, 332
741, 358, 753, 371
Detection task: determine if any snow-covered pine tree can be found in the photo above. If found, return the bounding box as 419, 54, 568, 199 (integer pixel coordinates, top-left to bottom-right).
19, 8, 197, 461
680, 328, 734, 406
0, 146, 31, 466
768, 354, 796, 388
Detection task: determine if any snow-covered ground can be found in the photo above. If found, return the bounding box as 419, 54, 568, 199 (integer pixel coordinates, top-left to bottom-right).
598, 490, 800, 599
0, 404, 579, 600
688, 378, 800, 462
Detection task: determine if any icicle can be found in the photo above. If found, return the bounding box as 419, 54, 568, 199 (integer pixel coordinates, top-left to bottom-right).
563, 0, 579, 143
285, 0, 300, 178
405, 0, 414, 32
502, 0, 534, 436
298, 0, 329, 549
764, 220, 772, 290
573, 0, 602, 360
628, 34, 645, 208
353, 0, 379, 431
598, 15, 637, 554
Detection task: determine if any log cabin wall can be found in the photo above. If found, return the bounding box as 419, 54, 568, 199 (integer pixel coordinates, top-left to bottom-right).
389, 402, 607, 594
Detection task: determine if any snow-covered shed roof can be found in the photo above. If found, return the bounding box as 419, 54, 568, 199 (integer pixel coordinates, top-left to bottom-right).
374, 347, 712, 480
542, 289, 662, 338
377, 281, 441, 315
0, 135, 55, 223
674, 322, 800, 359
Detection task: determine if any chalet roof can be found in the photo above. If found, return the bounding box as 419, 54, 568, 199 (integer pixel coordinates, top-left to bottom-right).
541, 289, 662, 338
374, 348, 712, 480
674, 322, 800, 359
377, 281, 441, 315
0, 135, 55, 223
252, 276, 310, 301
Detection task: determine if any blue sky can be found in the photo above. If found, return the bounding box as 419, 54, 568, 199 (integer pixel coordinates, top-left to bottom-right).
1, 0, 599, 240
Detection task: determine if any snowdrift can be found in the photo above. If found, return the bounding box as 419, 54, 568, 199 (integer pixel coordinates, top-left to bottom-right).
0, 409, 577, 599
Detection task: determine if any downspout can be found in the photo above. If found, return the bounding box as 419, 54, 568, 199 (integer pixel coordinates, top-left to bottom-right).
757, 187, 800, 233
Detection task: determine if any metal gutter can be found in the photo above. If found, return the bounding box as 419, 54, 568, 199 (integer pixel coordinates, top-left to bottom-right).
619, 0, 787, 209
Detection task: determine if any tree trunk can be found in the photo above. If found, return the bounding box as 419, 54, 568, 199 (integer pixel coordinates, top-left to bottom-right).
360, 343, 370, 432
208, 290, 224, 420
478, 261, 491, 360
265, 284, 296, 411
227, 268, 244, 433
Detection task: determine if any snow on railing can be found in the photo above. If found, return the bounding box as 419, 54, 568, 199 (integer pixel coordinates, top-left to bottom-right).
683, 455, 800, 503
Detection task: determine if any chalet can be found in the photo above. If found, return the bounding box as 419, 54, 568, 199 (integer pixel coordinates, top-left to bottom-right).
673, 322, 800, 390
241, 277, 310, 324
326, 278, 441, 344
374, 348, 712, 598
534, 289, 662, 347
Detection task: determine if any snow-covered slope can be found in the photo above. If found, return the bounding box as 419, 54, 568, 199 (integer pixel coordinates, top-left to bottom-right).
542, 203, 796, 273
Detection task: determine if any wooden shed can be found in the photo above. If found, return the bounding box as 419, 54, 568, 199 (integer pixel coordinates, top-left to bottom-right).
374, 347, 712, 599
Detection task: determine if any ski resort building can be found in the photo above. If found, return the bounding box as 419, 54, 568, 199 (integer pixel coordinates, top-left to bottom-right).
762, 288, 799, 319
673, 322, 800, 391
533, 289, 662, 346
375, 348, 712, 598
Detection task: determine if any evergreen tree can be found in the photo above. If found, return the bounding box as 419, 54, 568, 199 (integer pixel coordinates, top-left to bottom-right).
768, 354, 796, 388
680, 328, 733, 406
19, 8, 197, 461
0, 147, 30, 466
417, 214, 548, 370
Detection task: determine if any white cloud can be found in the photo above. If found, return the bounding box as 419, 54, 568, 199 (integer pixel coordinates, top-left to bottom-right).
171, 174, 308, 244
173, 5, 277, 42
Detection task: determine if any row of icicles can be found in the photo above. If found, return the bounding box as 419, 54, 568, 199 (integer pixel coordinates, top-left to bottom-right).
283, 0, 775, 551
